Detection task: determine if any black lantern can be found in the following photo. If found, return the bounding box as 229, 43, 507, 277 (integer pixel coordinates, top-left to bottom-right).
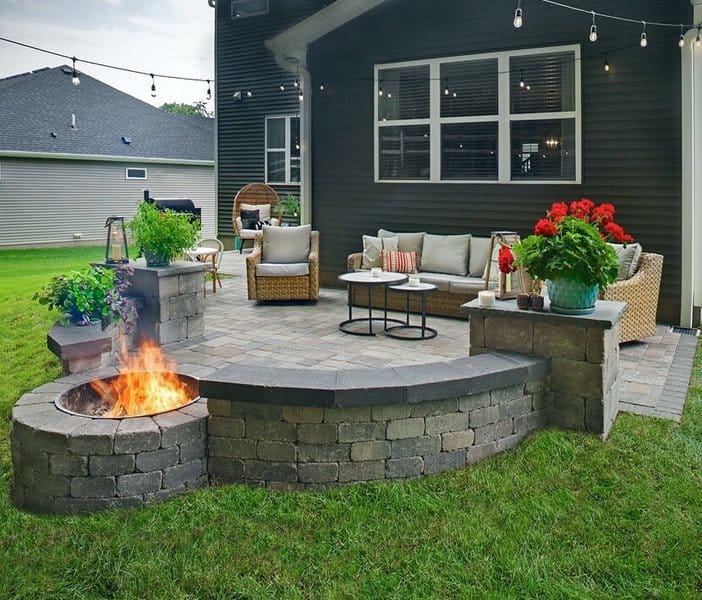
104, 216, 129, 264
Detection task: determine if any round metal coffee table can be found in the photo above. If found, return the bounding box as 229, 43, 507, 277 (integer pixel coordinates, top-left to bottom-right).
338, 271, 407, 336
385, 282, 438, 340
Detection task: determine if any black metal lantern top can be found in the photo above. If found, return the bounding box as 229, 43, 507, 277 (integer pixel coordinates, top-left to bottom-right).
104, 216, 129, 264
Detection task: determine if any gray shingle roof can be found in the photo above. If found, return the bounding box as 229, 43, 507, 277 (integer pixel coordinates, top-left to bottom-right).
0, 66, 213, 162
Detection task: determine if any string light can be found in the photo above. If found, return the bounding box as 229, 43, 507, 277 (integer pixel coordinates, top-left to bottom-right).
589, 11, 598, 42
604, 53, 610, 72
294, 78, 299, 88
319, 83, 324, 90
679, 25, 685, 48
519, 70, 525, 88
640, 22, 647, 47
513, 0, 523, 28
150, 73, 156, 98
279, 81, 285, 91
696, 28, 701, 47
298, 88, 303, 101
71, 56, 80, 86
206, 79, 211, 100
443, 80, 450, 96
378, 83, 384, 97
246, 89, 252, 97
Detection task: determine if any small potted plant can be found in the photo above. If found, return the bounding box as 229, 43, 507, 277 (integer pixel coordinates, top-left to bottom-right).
278, 194, 300, 226
512, 199, 633, 314
128, 202, 200, 267
34, 264, 136, 328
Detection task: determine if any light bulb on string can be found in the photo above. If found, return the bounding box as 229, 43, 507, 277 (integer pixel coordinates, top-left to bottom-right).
604, 53, 610, 72
294, 78, 299, 88
71, 57, 80, 86
246, 89, 252, 97
298, 89, 303, 101
589, 12, 598, 43
319, 83, 324, 91
206, 79, 212, 100
279, 81, 285, 91
513, 0, 523, 28
443, 80, 450, 96
696, 28, 701, 47
519, 70, 525, 88
150, 74, 156, 97
378, 83, 384, 97
640, 22, 647, 47
679, 25, 685, 48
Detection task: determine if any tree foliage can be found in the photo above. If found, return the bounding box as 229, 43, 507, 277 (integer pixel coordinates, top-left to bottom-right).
160, 101, 212, 118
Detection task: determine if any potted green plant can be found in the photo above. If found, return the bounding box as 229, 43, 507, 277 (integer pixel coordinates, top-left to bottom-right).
511, 199, 633, 314
128, 202, 200, 267
278, 194, 300, 225
34, 264, 136, 328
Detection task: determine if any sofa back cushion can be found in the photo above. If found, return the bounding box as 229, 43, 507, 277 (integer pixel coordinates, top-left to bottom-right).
610, 242, 642, 280
377, 230, 425, 264
469, 236, 491, 277
262, 224, 311, 264
362, 235, 398, 268
419, 233, 471, 276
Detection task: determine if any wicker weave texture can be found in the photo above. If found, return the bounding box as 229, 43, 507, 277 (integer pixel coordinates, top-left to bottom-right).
246, 231, 319, 301
233, 183, 280, 247
602, 252, 663, 343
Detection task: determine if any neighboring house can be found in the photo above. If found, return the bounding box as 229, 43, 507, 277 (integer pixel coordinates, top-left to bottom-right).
213, 0, 701, 326
0, 66, 215, 248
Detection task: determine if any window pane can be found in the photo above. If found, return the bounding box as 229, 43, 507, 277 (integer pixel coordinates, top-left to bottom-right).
290, 158, 300, 183
266, 118, 285, 148
267, 151, 285, 182
440, 59, 498, 118
378, 65, 429, 121
290, 117, 300, 157
441, 123, 498, 180
379, 125, 430, 180
510, 119, 576, 180
510, 52, 575, 114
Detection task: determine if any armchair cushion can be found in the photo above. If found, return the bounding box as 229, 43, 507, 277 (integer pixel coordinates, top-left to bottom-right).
611, 243, 642, 280
362, 235, 398, 268
419, 233, 471, 276
256, 263, 309, 277
262, 224, 311, 264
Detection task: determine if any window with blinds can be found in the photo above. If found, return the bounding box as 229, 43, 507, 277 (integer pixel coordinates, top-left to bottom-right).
374, 45, 580, 184
265, 115, 300, 185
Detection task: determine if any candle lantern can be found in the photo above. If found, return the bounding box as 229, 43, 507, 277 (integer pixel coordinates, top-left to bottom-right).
104, 216, 129, 264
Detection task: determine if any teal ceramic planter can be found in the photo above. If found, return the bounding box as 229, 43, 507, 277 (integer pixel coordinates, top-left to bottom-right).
547, 279, 599, 315
144, 250, 170, 268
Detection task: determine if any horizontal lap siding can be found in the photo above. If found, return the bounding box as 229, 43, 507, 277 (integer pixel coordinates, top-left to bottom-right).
309, 0, 689, 322
0, 158, 215, 246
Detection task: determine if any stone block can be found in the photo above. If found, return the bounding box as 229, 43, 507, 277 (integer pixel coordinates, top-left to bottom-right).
162, 459, 205, 487
158, 318, 188, 345
187, 314, 205, 338
409, 398, 459, 417
246, 420, 296, 442
208, 437, 257, 459
257, 441, 296, 462
585, 397, 605, 435
424, 450, 466, 475
179, 439, 207, 463
371, 404, 411, 421
208, 416, 245, 438
298, 443, 350, 462
32, 417, 86, 454
525, 379, 548, 394
496, 419, 514, 439
497, 432, 527, 452
514, 410, 548, 434
469, 405, 499, 427
473, 424, 497, 445
467, 441, 498, 464
145, 485, 186, 504
458, 391, 491, 412
385, 457, 424, 479
532, 393, 548, 410
390, 435, 441, 459
35, 473, 70, 496
498, 397, 533, 421
68, 420, 118, 455
484, 316, 533, 354
425, 412, 470, 435
338, 422, 386, 442
386, 418, 425, 440
442, 430, 474, 451
229, 401, 282, 420
550, 359, 604, 399
324, 407, 371, 423
89, 454, 136, 477
585, 326, 606, 364
21, 490, 55, 514
71, 476, 116, 498
338, 460, 385, 482
532, 321, 586, 360
114, 418, 161, 454
179, 272, 203, 295
208, 456, 244, 481
153, 411, 203, 448
63, 355, 103, 374
282, 406, 324, 424
298, 423, 337, 444
207, 398, 231, 417
351, 440, 390, 462
117, 471, 162, 496
490, 384, 524, 405
50, 454, 88, 477
299, 463, 338, 484
55, 496, 141, 515
244, 460, 297, 483
549, 393, 586, 431
169, 293, 199, 320
469, 315, 485, 350
135, 446, 179, 472
186, 475, 208, 490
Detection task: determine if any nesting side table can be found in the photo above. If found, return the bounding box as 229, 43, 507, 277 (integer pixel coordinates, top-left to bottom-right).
386, 282, 438, 340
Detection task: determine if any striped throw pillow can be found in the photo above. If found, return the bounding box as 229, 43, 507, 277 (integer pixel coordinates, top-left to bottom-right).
382, 250, 417, 273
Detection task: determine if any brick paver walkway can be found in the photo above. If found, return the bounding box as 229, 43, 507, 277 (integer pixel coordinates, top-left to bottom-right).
166, 251, 697, 422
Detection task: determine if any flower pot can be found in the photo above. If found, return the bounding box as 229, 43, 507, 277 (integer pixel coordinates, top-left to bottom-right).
530, 294, 544, 312
516, 293, 531, 310
547, 279, 599, 315
144, 250, 170, 268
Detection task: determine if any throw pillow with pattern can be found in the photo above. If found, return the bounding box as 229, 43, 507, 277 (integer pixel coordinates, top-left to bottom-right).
382, 250, 417, 273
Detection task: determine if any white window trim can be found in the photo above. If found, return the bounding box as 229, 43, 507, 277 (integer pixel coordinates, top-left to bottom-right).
125, 167, 147, 180
374, 44, 581, 185
264, 114, 301, 185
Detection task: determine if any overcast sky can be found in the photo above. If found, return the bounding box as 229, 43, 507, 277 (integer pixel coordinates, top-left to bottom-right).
0, 0, 215, 110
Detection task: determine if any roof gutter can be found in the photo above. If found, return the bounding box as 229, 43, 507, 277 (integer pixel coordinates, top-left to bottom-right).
0, 150, 214, 166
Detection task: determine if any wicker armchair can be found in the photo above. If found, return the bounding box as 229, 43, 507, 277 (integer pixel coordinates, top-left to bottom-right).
233, 183, 281, 253
602, 252, 663, 343
246, 227, 319, 301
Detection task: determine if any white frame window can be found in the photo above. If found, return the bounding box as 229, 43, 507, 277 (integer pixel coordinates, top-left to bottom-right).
265, 115, 301, 185
125, 167, 147, 180
374, 44, 581, 184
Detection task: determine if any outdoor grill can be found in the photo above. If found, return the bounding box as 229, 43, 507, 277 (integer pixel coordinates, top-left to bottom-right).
143, 189, 201, 222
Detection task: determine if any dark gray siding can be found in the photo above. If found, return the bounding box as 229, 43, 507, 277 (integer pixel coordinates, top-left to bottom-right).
215, 0, 328, 247
308, 0, 689, 322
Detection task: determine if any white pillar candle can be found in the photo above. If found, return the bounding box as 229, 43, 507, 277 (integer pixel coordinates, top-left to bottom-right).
370, 267, 382, 277
478, 290, 496, 307
408, 275, 420, 286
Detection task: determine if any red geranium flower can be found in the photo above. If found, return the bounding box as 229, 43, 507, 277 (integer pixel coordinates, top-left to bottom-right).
548, 202, 568, 220
592, 203, 615, 224
534, 218, 558, 236
604, 221, 633, 243
498, 246, 516, 273
569, 199, 594, 220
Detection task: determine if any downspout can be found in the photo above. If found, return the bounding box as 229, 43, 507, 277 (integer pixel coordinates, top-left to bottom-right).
207, 0, 218, 238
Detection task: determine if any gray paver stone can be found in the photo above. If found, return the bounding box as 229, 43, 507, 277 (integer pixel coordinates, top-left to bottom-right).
410, 398, 459, 417
68, 420, 118, 455
257, 441, 297, 461
71, 476, 116, 498
153, 411, 203, 448
473, 424, 498, 445
136, 446, 180, 472
244, 460, 297, 482
90, 454, 136, 476
458, 391, 491, 412
208, 416, 245, 438
385, 456, 424, 479
469, 405, 499, 427
442, 430, 475, 451
499, 397, 533, 421
117, 471, 162, 496
372, 404, 411, 421
391, 435, 441, 459
246, 420, 297, 442
35, 473, 70, 496
50, 454, 88, 477
351, 440, 391, 461
209, 436, 257, 459
425, 412, 470, 435
324, 407, 371, 423
297, 423, 337, 444
467, 441, 498, 464
162, 459, 205, 488
386, 418, 425, 440
424, 450, 466, 474
338, 421, 386, 442
179, 439, 207, 463
338, 460, 385, 482
208, 457, 244, 481
497, 432, 527, 452
114, 418, 161, 454
299, 462, 339, 484
298, 443, 350, 462
282, 406, 324, 423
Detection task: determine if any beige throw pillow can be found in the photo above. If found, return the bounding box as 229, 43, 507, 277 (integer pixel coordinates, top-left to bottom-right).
262, 224, 311, 264
419, 234, 471, 276
610, 243, 642, 280
469, 237, 492, 277
362, 235, 398, 269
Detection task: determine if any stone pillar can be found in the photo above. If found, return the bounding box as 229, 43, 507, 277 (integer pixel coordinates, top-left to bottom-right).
464, 298, 626, 439
47, 323, 112, 375
128, 261, 206, 345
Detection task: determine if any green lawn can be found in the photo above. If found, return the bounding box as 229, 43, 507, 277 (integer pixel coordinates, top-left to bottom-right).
1, 247, 700, 599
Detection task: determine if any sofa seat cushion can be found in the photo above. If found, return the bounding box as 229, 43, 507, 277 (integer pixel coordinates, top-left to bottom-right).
448, 277, 487, 295
256, 262, 309, 277
420, 233, 471, 276
412, 272, 457, 292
